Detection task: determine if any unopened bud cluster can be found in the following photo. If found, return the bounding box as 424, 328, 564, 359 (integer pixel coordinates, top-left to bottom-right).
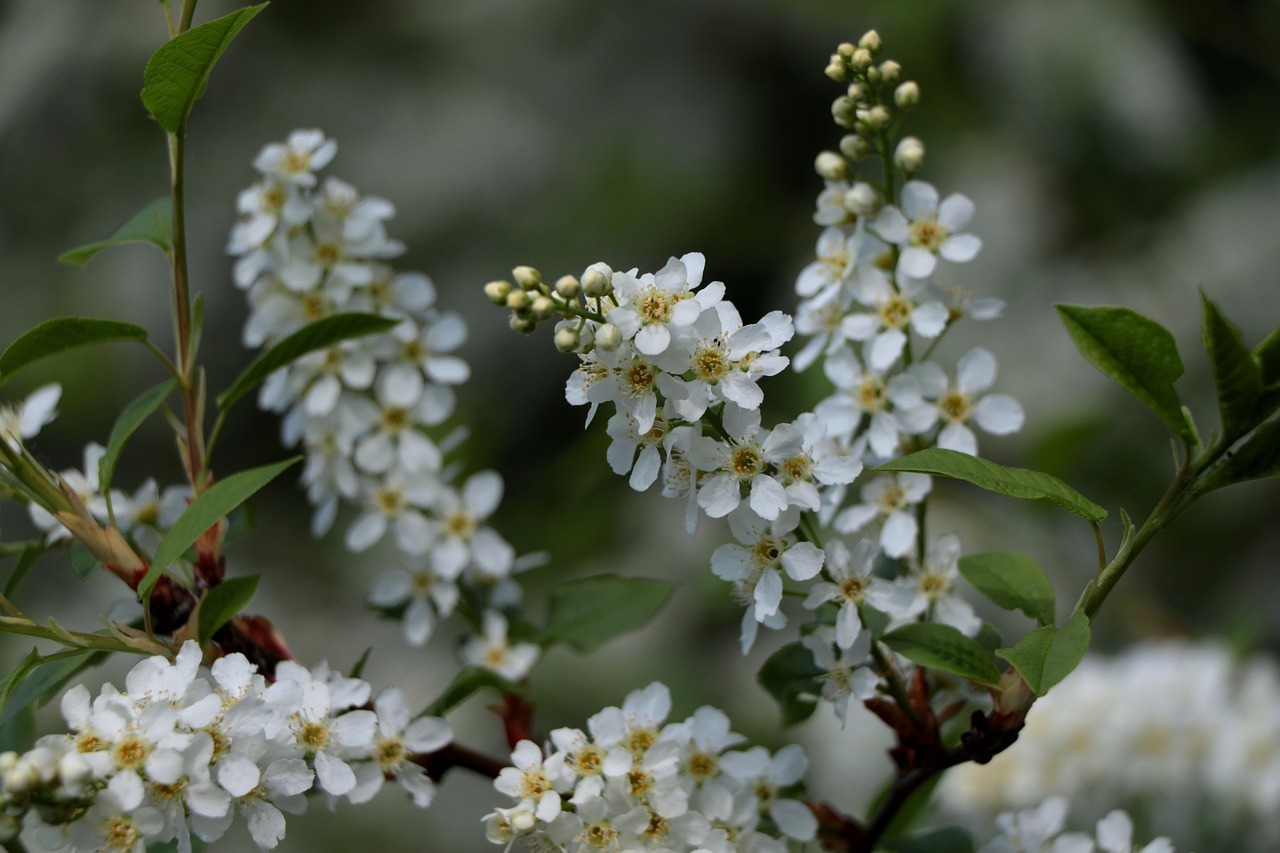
486, 261, 618, 349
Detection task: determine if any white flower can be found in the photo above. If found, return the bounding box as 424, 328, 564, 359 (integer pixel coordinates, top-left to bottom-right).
871, 180, 982, 279
710, 507, 824, 623
606, 252, 723, 357
368, 558, 461, 647
428, 471, 514, 578
833, 472, 932, 558
900, 532, 981, 636
463, 610, 540, 681
252, 129, 337, 188
495, 740, 573, 822
348, 688, 452, 808
801, 628, 879, 725
0, 383, 61, 449
803, 538, 914, 649
911, 349, 1025, 456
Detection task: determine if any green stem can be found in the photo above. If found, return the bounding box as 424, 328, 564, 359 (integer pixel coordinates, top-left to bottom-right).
871, 640, 923, 730
177, 0, 198, 33
0, 614, 167, 657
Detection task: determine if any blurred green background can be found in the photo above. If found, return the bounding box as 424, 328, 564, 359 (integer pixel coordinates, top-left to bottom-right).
1, 0, 1279, 849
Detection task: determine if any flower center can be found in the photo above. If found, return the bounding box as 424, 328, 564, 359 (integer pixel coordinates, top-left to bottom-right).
751, 536, 785, 567
857, 378, 886, 410
624, 360, 656, 395
693, 344, 729, 382
381, 406, 409, 434
730, 445, 763, 479
781, 454, 812, 482
939, 390, 972, 423
299, 720, 330, 752
918, 571, 950, 600
880, 295, 912, 329
839, 575, 866, 602
315, 241, 343, 266
910, 218, 946, 251
113, 734, 151, 771
637, 289, 673, 324
445, 511, 475, 540
687, 751, 719, 782
876, 484, 905, 513
374, 485, 406, 515
519, 769, 551, 799
377, 736, 407, 770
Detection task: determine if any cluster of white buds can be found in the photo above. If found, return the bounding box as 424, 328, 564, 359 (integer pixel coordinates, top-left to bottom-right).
0, 642, 451, 851
483, 682, 816, 852
230, 131, 537, 678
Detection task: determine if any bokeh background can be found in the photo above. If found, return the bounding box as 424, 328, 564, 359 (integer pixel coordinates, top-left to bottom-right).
1, 0, 1278, 849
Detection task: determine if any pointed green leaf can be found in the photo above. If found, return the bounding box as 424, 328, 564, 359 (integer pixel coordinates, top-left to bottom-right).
544, 575, 676, 653
348, 647, 373, 680
875, 448, 1107, 523
0, 648, 106, 727
423, 666, 523, 717
141, 5, 268, 134
99, 379, 177, 497
1197, 418, 1280, 493
996, 608, 1090, 695
0, 703, 35, 754
882, 622, 1001, 686
1057, 304, 1192, 440
1201, 292, 1262, 439
58, 198, 172, 266
0, 317, 148, 386
197, 575, 260, 644
958, 551, 1056, 626
216, 313, 399, 410
140, 457, 300, 600
3, 543, 45, 598
757, 641, 822, 726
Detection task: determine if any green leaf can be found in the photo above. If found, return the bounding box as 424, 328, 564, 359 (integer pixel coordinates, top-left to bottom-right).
875, 448, 1107, 523
1056, 304, 1192, 440
996, 609, 1091, 695
1197, 418, 1280, 492
141, 5, 268, 134
881, 827, 975, 853
423, 666, 523, 717
1256, 326, 1280, 388
58, 198, 173, 266
197, 575, 260, 644
216, 313, 399, 411
99, 379, 177, 497
881, 622, 1001, 686
3, 542, 45, 597
757, 642, 822, 726
0, 648, 107, 727
348, 647, 373, 680
70, 540, 98, 579
140, 457, 299, 600
0, 703, 35, 754
958, 551, 1056, 626
544, 575, 676, 653
0, 317, 149, 386
1201, 292, 1262, 439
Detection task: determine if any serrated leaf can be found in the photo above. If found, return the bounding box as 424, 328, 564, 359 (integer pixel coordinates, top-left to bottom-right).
882, 622, 1001, 685
996, 609, 1090, 695
875, 448, 1107, 523
4, 543, 45, 598
141, 5, 268, 134
881, 827, 975, 853
423, 666, 523, 717
757, 641, 822, 726
1197, 418, 1280, 493
216, 313, 399, 411
58, 198, 173, 266
958, 551, 1056, 626
99, 379, 177, 497
197, 575, 260, 644
140, 457, 299, 600
544, 575, 676, 653
1201, 292, 1262, 439
1057, 304, 1191, 440
0, 317, 149, 386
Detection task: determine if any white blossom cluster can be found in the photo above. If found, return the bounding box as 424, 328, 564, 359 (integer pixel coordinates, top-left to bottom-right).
229, 130, 539, 680
0, 641, 452, 852
487, 37, 1022, 726
978, 796, 1174, 853
941, 641, 1280, 849
483, 682, 815, 852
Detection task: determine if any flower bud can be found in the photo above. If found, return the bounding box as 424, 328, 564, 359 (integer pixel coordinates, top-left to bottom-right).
4, 759, 37, 795
879, 60, 901, 85
57, 752, 92, 794
844, 182, 881, 217
25, 747, 56, 783
851, 47, 873, 69
530, 295, 556, 320
581, 263, 613, 298
864, 66, 881, 86
814, 151, 848, 181
508, 314, 537, 334
894, 136, 925, 174
859, 30, 882, 53
836, 42, 855, 59
831, 97, 857, 128
484, 280, 512, 305
505, 290, 531, 311
824, 58, 847, 82
846, 82, 868, 103
554, 327, 581, 353
840, 134, 871, 161
595, 323, 622, 351
0, 752, 17, 774
512, 265, 542, 290
859, 105, 891, 128
895, 81, 920, 109
554, 275, 581, 300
